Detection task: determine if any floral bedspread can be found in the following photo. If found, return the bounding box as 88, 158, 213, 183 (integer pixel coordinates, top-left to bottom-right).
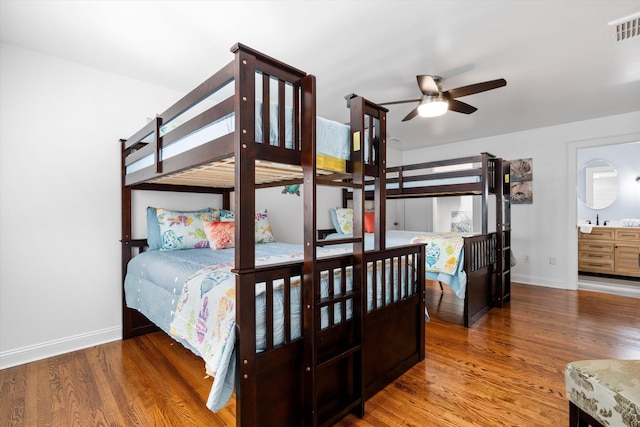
410, 232, 466, 275
169, 247, 352, 412
169, 260, 237, 411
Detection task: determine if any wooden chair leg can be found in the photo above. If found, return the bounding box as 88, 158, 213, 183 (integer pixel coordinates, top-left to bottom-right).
569, 401, 604, 427
569, 402, 580, 427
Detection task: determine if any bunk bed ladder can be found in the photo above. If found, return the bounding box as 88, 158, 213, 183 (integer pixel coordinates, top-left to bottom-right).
495, 158, 512, 307
302, 89, 366, 426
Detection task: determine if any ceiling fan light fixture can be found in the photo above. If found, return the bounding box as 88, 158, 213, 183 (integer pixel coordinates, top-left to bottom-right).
417, 94, 449, 117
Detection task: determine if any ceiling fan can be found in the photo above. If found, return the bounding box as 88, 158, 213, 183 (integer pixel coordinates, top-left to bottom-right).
380, 75, 507, 121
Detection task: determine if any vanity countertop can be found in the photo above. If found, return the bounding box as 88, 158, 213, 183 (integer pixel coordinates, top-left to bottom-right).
578, 224, 640, 232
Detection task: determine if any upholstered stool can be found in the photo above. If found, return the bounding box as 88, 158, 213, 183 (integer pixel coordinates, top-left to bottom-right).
565, 359, 640, 427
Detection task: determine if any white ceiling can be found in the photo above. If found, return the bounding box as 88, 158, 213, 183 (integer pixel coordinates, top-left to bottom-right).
2, 1, 639, 151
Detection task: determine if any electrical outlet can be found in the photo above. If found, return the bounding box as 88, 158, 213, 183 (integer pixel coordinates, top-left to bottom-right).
523, 255, 530, 263
550, 256, 556, 265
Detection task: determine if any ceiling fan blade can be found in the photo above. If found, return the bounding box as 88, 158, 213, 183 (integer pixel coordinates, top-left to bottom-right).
447, 98, 478, 114
402, 106, 420, 122
417, 75, 439, 95
446, 78, 507, 98
379, 98, 421, 106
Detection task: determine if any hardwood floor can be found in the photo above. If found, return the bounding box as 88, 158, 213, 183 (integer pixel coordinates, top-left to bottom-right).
2, 281, 639, 426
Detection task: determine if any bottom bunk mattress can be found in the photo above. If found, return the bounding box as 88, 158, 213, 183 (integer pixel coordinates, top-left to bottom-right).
124, 241, 418, 413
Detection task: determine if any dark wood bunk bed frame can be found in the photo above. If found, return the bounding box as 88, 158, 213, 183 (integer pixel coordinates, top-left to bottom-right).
120, 43, 426, 426
342, 152, 512, 327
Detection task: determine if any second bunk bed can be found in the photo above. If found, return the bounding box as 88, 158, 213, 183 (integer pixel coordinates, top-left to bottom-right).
121, 43, 426, 426
340, 152, 512, 327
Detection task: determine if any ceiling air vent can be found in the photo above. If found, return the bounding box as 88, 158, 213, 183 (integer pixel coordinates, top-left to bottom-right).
609, 12, 640, 42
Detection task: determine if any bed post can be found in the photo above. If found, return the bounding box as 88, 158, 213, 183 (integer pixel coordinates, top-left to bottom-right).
232, 45, 258, 427
495, 158, 512, 307
372, 101, 387, 251
121, 138, 134, 338
348, 95, 366, 419
121, 139, 157, 339
301, 73, 319, 427
480, 152, 490, 234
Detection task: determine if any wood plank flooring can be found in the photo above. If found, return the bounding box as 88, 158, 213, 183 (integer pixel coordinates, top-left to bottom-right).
2, 281, 639, 426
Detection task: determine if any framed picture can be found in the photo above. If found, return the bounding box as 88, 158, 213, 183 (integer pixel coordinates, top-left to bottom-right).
510, 181, 533, 204
510, 158, 532, 182
509, 158, 533, 204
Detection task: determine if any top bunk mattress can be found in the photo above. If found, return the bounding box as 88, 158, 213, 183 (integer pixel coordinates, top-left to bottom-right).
125, 104, 353, 176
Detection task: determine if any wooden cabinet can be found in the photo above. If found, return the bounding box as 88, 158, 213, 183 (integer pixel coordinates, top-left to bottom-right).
578, 227, 640, 278
614, 228, 640, 277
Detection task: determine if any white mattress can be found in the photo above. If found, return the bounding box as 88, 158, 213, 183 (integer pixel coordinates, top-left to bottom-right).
126, 102, 352, 175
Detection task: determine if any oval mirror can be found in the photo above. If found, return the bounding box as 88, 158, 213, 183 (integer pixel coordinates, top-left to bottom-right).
577, 159, 618, 209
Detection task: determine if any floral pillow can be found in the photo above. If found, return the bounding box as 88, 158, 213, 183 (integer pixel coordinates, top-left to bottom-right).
335, 208, 353, 234
219, 209, 235, 222
147, 207, 215, 250
201, 208, 235, 223
203, 221, 235, 250
255, 209, 275, 243
156, 208, 213, 251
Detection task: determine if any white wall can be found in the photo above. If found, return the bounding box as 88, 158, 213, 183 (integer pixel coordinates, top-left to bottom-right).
401, 111, 640, 290
0, 43, 187, 368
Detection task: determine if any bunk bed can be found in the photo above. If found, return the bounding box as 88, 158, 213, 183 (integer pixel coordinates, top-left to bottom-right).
339, 153, 512, 327
121, 43, 426, 427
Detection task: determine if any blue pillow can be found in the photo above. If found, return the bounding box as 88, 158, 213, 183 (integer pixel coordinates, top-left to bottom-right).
147, 207, 162, 249
146, 207, 216, 250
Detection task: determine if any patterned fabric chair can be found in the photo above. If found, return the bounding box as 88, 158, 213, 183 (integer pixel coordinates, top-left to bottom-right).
565, 359, 640, 427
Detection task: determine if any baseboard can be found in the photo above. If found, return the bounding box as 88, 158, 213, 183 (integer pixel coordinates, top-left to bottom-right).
578, 276, 640, 299
511, 274, 568, 290
0, 326, 121, 370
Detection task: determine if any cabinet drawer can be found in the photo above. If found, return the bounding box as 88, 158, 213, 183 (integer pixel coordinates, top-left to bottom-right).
578, 241, 615, 253
614, 228, 640, 241
579, 251, 614, 262
579, 228, 615, 240
579, 259, 615, 274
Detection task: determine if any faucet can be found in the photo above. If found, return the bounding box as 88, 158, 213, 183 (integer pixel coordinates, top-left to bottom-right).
596, 214, 599, 226
603, 220, 609, 226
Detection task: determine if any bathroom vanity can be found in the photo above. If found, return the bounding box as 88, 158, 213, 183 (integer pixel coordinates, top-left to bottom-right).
578, 227, 640, 278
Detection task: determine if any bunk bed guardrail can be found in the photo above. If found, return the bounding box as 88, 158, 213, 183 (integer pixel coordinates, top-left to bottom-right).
385, 153, 496, 198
